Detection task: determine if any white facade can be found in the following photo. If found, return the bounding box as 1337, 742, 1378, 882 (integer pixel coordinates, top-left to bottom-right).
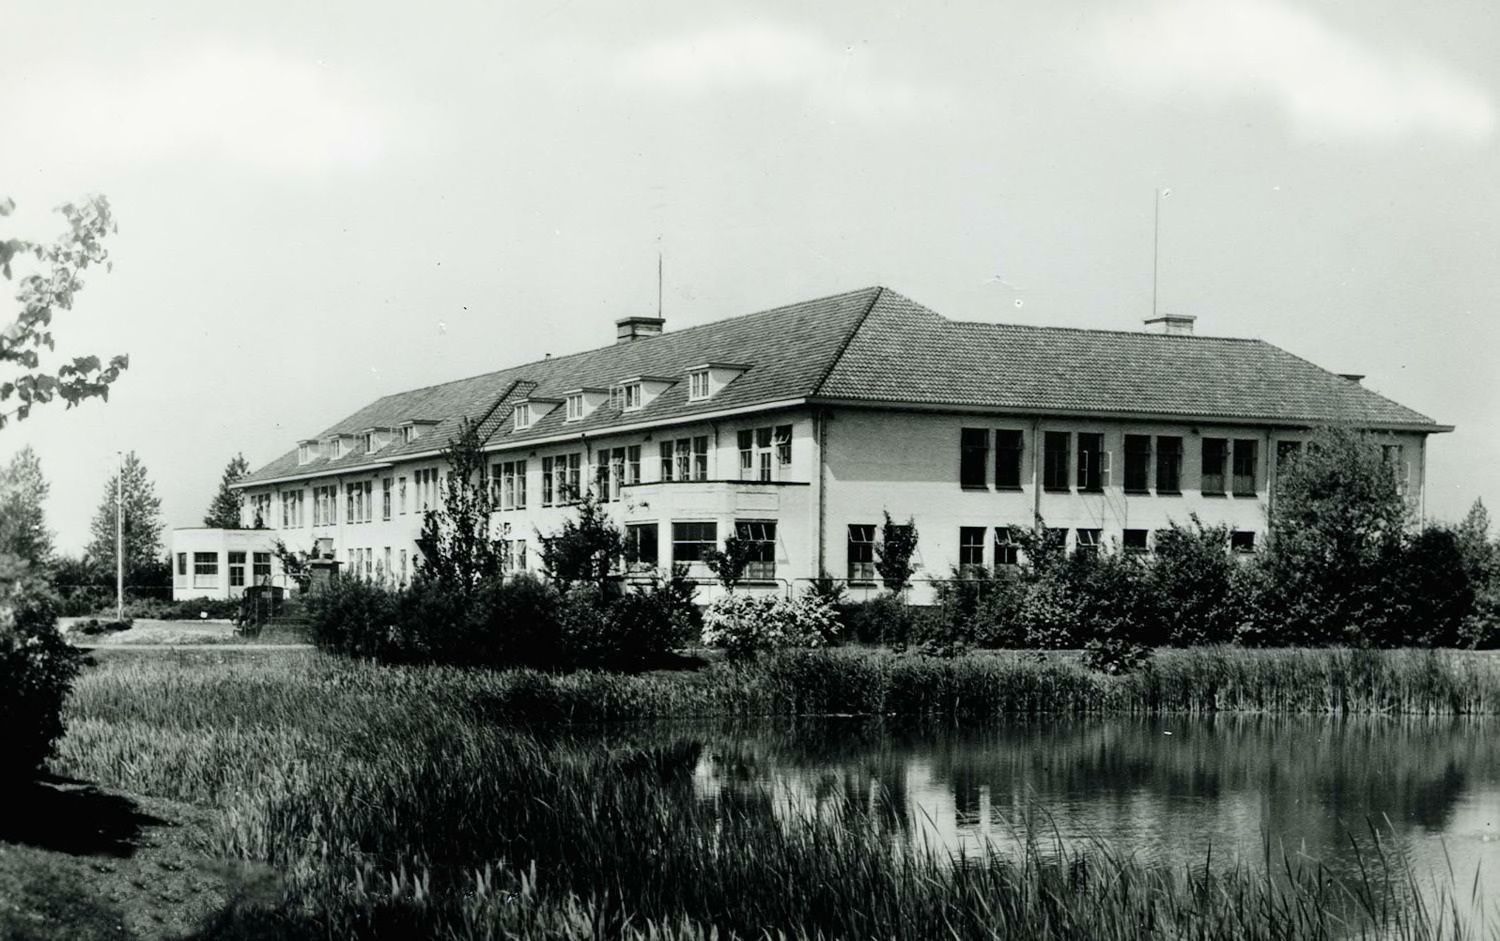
233, 404, 1430, 603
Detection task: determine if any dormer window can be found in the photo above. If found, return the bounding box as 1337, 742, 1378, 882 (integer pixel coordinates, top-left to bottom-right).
297, 442, 314, 465
623, 383, 642, 411
688, 369, 709, 401
514, 403, 532, 430
402, 426, 417, 444
360, 432, 374, 453
565, 393, 584, 422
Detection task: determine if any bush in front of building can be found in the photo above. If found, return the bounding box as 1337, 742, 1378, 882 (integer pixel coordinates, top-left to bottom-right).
0, 568, 83, 780
700, 592, 841, 659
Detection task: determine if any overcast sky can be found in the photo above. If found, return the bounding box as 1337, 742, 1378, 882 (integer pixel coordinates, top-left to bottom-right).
2, 0, 1496, 554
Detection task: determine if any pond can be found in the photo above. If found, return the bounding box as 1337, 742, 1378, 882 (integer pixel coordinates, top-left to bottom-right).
600, 716, 1500, 929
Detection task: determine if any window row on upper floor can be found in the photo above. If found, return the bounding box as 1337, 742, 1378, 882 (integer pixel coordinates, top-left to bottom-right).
958, 428, 1275, 496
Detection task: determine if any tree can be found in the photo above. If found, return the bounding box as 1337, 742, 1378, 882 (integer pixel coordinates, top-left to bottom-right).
1, 195, 128, 429
874, 511, 919, 593
0, 446, 52, 567
1257, 426, 1411, 645
705, 533, 756, 591
85, 451, 164, 584
538, 488, 624, 593
204, 453, 250, 528
415, 418, 505, 595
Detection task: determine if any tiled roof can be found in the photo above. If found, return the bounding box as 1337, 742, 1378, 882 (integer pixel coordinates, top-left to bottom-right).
238, 286, 1444, 486
238, 288, 882, 484
818, 291, 1442, 429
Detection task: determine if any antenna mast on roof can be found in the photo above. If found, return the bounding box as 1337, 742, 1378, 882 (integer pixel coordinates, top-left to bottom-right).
657, 242, 663, 318
1153, 187, 1171, 319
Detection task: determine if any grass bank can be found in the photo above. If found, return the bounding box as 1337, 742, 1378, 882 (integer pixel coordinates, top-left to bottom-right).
47, 648, 1496, 938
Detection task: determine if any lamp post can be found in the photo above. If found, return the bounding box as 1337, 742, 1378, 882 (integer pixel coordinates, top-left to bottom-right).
115, 450, 124, 622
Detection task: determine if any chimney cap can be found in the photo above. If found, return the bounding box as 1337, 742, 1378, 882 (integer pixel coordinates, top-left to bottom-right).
1144, 313, 1196, 336
614, 315, 665, 328
616, 314, 666, 344
1338, 373, 1364, 384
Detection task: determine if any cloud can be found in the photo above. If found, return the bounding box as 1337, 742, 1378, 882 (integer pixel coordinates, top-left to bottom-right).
3, 44, 389, 174
1087, 0, 1495, 141
612, 22, 955, 122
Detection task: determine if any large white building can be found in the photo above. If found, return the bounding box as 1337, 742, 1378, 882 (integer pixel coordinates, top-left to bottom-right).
202, 287, 1447, 602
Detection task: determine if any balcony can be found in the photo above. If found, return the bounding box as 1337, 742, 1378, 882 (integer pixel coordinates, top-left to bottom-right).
620, 479, 808, 519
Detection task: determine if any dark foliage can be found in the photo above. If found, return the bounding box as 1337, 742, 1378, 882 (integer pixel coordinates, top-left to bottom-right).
0, 574, 83, 779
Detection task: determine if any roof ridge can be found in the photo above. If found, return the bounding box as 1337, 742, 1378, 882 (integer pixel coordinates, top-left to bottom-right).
944, 316, 1267, 344
812, 287, 886, 395
369, 286, 888, 403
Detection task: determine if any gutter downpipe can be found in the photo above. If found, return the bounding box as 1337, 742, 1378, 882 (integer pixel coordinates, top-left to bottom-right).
816, 408, 828, 578
1031, 417, 1042, 527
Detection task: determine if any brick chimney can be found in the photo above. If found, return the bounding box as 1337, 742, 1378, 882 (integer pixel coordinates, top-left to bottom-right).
1144, 313, 1195, 336
616, 315, 665, 344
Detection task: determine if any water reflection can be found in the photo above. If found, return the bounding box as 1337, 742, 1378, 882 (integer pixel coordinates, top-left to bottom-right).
593, 716, 1500, 927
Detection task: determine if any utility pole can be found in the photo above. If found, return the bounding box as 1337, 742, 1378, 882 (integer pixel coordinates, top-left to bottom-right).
115, 450, 124, 621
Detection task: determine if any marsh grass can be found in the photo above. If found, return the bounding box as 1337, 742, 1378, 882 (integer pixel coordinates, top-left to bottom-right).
51, 648, 1500, 939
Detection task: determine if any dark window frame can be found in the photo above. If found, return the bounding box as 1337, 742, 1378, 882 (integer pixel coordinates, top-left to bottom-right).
1156, 436, 1183, 494
1043, 432, 1071, 492
1201, 438, 1228, 495
960, 428, 989, 489
959, 526, 986, 571
1076, 433, 1105, 492
1123, 434, 1152, 493
1232, 439, 1258, 495
847, 524, 876, 582
995, 430, 1024, 489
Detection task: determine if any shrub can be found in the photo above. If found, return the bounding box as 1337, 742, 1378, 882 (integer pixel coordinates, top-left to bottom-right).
844, 593, 914, 646
0, 572, 83, 780
66, 617, 132, 636
560, 586, 687, 671
701, 593, 840, 659
1148, 518, 1246, 646
306, 575, 401, 660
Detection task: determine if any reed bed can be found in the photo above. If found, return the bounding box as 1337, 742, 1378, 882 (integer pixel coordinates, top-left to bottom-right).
51, 648, 1500, 938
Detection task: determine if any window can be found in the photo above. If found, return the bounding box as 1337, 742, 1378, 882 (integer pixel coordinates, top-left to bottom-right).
511, 539, 526, 573
514, 404, 532, 430
1156, 436, 1183, 494
1124, 435, 1152, 493
693, 436, 709, 481
994, 528, 1019, 566
672, 521, 717, 564
995, 430, 1023, 489
176, 552, 187, 576
847, 524, 876, 582
364, 548, 374, 580
959, 527, 986, 572
738, 430, 753, 480
775, 425, 792, 469
960, 428, 989, 488
755, 428, 772, 481
565, 393, 584, 421
401, 426, 415, 445
192, 552, 219, 589
1232, 439, 1258, 495
415, 468, 439, 511
382, 547, 392, 582
398, 477, 407, 515
674, 438, 693, 482
1044, 432, 1071, 491
623, 383, 642, 411
514, 460, 527, 509
595, 457, 610, 501
689, 369, 709, 401
227, 552, 246, 588
1045, 528, 1068, 554
382, 478, 392, 520
1075, 528, 1102, 558
1201, 438, 1228, 495
298, 443, 312, 464
1077, 433, 1106, 492
660, 441, 675, 482
626, 523, 659, 569
542, 456, 555, 505
253, 552, 272, 583
313, 485, 338, 526
626, 446, 641, 485
1123, 529, 1149, 554
1276, 440, 1303, 472
399, 549, 408, 585
1381, 444, 1409, 491
1231, 531, 1256, 554
566, 453, 581, 502
610, 449, 626, 501
280, 490, 304, 528
737, 521, 777, 580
